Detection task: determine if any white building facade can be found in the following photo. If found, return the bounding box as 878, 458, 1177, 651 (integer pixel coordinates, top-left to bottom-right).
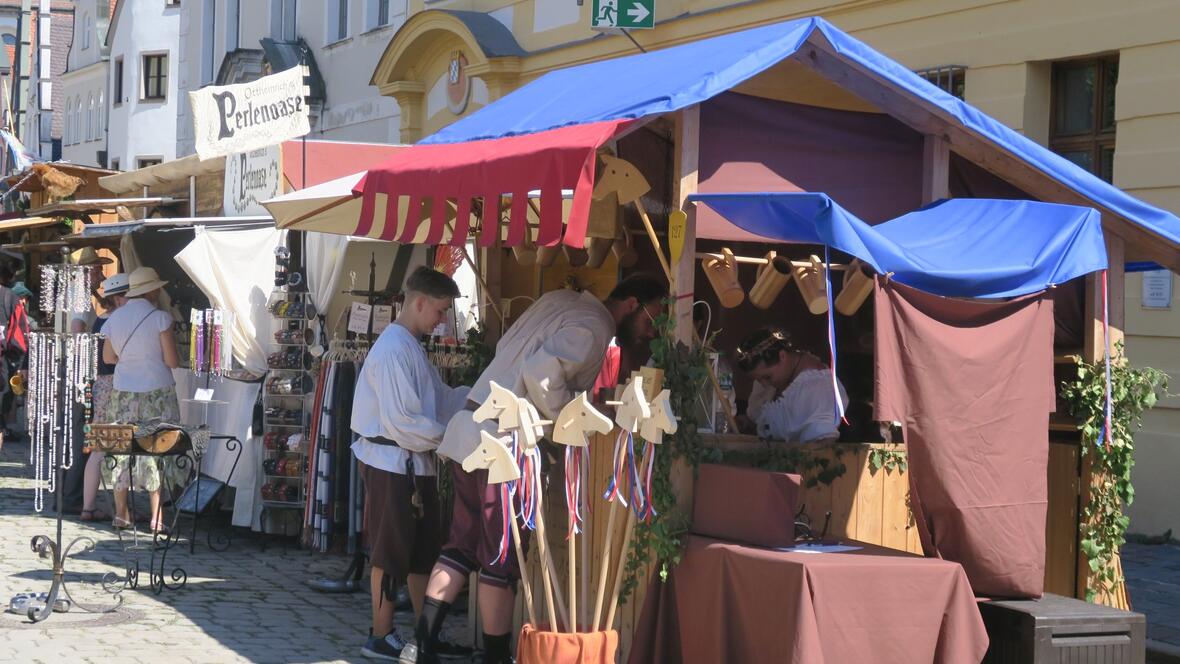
60, 0, 109, 167
105, 0, 181, 170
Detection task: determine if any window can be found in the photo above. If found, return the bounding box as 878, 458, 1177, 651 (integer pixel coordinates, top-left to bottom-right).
98, 91, 104, 138
111, 158, 120, 171
142, 53, 168, 100
63, 99, 71, 144
112, 57, 123, 105
82, 14, 91, 50
1050, 56, 1118, 183
86, 94, 94, 141
138, 157, 163, 169
916, 65, 966, 100
367, 0, 391, 30
327, 0, 348, 42
270, 0, 297, 41
165, 0, 181, 6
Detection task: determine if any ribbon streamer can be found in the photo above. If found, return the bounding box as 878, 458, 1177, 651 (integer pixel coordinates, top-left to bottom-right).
602, 429, 629, 508
564, 446, 584, 538
823, 245, 848, 425
626, 432, 644, 518
639, 441, 657, 523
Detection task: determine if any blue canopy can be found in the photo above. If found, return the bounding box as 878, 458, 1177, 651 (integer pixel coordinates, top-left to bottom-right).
690, 193, 1108, 298
420, 16, 1180, 252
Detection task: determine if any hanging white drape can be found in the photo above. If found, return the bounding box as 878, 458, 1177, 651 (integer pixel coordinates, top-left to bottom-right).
304, 232, 350, 342
175, 226, 286, 375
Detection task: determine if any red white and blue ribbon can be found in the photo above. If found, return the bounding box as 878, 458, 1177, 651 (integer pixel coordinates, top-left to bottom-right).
824, 246, 848, 425
626, 432, 644, 518
494, 481, 513, 565
1100, 269, 1114, 449
564, 446, 584, 539
638, 441, 657, 523
602, 429, 629, 508
515, 434, 541, 531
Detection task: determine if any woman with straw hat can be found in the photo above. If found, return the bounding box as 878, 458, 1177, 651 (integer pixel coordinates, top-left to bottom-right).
99, 267, 182, 532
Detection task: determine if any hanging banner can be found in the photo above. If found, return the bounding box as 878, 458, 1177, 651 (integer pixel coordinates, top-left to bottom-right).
191, 67, 309, 160
223, 145, 282, 216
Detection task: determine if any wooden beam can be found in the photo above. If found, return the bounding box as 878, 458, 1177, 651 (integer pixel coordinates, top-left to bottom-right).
922, 135, 950, 204
795, 33, 1180, 273
672, 105, 699, 346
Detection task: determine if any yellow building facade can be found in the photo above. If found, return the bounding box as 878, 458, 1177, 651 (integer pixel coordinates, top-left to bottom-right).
372, 0, 1180, 536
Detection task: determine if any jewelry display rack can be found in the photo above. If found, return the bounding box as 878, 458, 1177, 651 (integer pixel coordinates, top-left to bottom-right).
24, 261, 122, 622
260, 289, 315, 536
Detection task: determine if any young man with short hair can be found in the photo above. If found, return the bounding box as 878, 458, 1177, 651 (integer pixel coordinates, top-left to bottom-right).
406, 273, 667, 664
352, 266, 472, 660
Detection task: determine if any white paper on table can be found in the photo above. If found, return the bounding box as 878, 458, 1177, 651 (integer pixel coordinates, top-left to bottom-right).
779, 543, 863, 554
194, 388, 215, 402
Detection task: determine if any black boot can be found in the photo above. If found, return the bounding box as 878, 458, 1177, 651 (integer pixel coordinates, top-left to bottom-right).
413, 598, 450, 663
481, 632, 513, 664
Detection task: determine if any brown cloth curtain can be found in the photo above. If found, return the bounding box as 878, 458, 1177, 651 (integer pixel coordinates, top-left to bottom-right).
874, 280, 1055, 598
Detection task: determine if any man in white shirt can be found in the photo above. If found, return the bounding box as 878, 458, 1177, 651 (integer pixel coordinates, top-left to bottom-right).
736, 327, 848, 444
407, 274, 667, 664
351, 267, 470, 661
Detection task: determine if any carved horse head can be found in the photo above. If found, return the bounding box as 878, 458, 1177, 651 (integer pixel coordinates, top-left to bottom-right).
639, 388, 677, 443
462, 430, 521, 484
473, 381, 522, 431
553, 391, 613, 447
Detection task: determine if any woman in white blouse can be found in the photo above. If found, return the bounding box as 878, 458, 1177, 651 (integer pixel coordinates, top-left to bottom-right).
736, 328, 847, 444
100, 267, 181, 532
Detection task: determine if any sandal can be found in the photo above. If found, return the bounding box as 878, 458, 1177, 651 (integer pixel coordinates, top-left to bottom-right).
81, 509, 111, 522
112, 517, 133, 530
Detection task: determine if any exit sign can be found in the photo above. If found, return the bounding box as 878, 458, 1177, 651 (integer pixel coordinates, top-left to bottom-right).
591, 0, 655, 30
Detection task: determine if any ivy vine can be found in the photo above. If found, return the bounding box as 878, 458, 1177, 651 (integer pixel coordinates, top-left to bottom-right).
1060, 343, 1168, 603
867, 448, 907, 475
618, 303, 709, 602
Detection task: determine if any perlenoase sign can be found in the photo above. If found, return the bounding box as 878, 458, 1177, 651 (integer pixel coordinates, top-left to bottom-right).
591, 0, 654, 30
191, 66, 310, 161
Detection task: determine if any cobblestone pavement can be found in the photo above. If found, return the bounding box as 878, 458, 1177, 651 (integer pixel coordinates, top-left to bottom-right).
1124, 541, 1180, 649
0, 438, 474, 664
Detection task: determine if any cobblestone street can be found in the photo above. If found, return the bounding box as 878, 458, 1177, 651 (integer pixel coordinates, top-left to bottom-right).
0, 438, 471, 663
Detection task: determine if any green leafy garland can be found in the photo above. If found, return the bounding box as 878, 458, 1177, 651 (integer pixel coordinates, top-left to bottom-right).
1060, 343, 1168, 602
618, 304, 708, 601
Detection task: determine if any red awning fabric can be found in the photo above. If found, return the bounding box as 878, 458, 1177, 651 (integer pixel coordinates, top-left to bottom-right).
352, 119, 631, 248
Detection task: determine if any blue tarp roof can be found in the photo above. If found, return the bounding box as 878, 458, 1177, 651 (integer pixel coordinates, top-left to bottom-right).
690, 193, 1108, 298
421, 16, 1180, 251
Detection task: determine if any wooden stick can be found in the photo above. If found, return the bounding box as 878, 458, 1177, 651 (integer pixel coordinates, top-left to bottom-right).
537, 505, 570, 630
444, 217, 505, 323
633, 200, 673, 286
604, 509, 638, 631
568, 482, 577, 633
531, 493, 559, 631
509, 510, 537, 626
591, 438, 627, 631
580, 450, 591, 632
695, 251, 851, 270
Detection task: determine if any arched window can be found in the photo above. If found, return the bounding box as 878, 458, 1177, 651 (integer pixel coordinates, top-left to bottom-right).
98, 91, 104, 139
64, 99, 72, 144
87, 94, 94, 141
82, 15, 91, 50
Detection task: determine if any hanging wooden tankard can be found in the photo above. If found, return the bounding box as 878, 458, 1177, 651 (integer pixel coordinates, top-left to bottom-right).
748, 251, 794, 309
835, 259, 874, 315
792, 254, 829, 315
703, 247, 745, 308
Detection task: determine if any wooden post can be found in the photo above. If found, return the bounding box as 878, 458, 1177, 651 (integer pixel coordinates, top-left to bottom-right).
1079, 231, 1128, 608
670, 106, 700, 516
921, 134, 950, 204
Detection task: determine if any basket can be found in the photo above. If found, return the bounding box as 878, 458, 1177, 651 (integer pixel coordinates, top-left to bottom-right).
516, 625, 618, 664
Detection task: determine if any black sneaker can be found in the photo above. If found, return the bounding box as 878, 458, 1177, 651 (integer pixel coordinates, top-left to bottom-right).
434, 639, 474, 660
362, 632, 406, 660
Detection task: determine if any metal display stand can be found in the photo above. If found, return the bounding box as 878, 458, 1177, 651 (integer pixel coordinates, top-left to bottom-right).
27, 336, 124, 621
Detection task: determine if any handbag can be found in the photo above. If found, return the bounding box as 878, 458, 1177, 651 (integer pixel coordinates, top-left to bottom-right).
83, 423, 136, 453
134, 425, 192, 455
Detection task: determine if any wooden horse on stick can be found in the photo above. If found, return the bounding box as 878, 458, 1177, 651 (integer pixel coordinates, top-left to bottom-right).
553, 392, 613, 632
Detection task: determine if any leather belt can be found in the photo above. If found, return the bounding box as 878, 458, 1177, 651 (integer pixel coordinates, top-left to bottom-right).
368, 435, 400, 447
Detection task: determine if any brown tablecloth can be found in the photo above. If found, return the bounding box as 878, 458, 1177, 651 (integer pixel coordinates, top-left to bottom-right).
629, 536, 988, 664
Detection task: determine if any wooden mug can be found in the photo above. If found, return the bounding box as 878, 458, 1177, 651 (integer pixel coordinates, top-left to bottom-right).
611, 237, 638, 268
748, 251, 793, 309
536, 245, 561, 267
512, 243, 538, 266
835, 258, 874, 315
792, 254, 829, 315
703, 247, 745, 308
586, 237, 614, 268
564, 245, 590, 267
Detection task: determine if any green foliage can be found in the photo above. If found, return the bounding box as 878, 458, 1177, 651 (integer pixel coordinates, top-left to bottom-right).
1060, 344, 1168, 602
618, 302, 710, 601
867, 448, 907, 475
453, 322, 494, 387
711, 444, 847, 488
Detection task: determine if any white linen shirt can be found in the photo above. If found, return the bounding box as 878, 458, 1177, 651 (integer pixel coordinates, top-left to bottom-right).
755, 369, 849, 443
103, 297, 176, 393
468, 289, 615, 421
350, 323, 470, 476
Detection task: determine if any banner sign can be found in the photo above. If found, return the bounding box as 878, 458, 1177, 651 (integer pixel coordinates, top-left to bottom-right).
191, 67, 309, 160
223, 146, 282, 216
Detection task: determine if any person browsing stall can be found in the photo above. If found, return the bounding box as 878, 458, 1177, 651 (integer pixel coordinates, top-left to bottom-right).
736, 327, 848, 444
407, 273, 667, 664
350, 267, 472, 662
